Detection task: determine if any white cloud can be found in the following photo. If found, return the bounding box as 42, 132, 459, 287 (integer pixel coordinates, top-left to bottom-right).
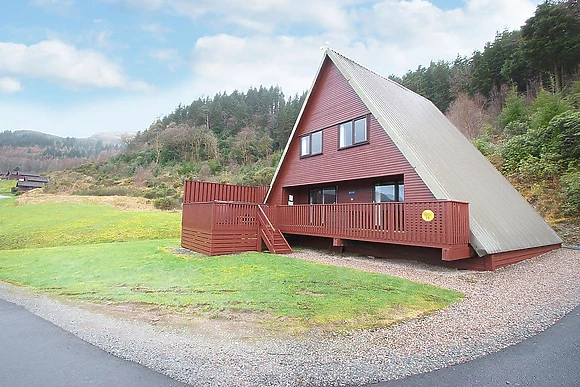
149, 48, 178, 62
191, 34, 325, 97
106, 0, 356, 32
103, 0, 164, 11
0, 40, 151, 91
140, 23, 172, 41
149, 48, 182, 72
0, 77, 23, 94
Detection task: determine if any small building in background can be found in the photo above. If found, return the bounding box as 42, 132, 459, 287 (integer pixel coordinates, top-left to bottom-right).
16, 180, 45, 192
4, 171, 49, 192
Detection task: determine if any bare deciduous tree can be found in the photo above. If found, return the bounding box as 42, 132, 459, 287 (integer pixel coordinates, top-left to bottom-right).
446, 93, 490, 139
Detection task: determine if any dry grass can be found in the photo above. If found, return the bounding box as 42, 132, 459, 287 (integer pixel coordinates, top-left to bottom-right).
16, 189, 159, 211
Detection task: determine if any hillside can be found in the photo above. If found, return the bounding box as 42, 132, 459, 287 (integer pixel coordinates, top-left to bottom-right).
0, 130, 124, 173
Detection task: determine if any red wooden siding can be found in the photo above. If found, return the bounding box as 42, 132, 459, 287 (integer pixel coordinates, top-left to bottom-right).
184, 181, 268, 204
268, 58, 434, 206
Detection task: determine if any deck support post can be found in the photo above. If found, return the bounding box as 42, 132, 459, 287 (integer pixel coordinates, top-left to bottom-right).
332, 238, 344, 247
442, 245, 472, 261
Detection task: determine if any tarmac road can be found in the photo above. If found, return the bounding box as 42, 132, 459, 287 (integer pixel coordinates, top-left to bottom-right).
1, 297, 579, 387
0, 298, 189, 387
369, 304, 580, 387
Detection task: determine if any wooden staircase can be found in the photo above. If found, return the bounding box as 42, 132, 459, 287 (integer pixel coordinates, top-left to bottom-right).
257, 206, 292, 254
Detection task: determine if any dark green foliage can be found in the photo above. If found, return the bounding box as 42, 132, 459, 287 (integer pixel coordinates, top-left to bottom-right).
521, 0, 580, 92
393, 60, 453, 112
548, 110, 580, 160
501, 134, 535, 172
472, 131, 495, 156
530, 89, 574, 130
241, 166, 276, 186
153, 197, 181, 210
143, 183, 180, 200
498, 91, 529, 129
471, 30, 528, 97
128, 86, 305, 173
560, 168, 580, 216
503, 121, 528, 138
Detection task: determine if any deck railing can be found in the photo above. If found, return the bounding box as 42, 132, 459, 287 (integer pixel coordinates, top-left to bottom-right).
274, 201, 469, 248
182, 201, 258, 232
182, 200, 469, 251
183, 181, 268, 204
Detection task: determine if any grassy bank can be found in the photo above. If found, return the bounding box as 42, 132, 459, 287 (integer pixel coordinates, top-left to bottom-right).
0, 239, 462, 330
0, 191, 463, 331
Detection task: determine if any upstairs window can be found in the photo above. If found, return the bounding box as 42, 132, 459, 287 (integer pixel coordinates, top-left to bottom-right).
339, 116, 368, 148
300, 130, 322, 157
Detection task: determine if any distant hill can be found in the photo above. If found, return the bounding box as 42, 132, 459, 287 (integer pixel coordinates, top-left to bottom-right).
89, 132, 135, 146
0, 130, 126, 172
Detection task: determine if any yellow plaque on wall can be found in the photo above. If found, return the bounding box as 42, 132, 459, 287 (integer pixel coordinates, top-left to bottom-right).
422, 209, 435, 222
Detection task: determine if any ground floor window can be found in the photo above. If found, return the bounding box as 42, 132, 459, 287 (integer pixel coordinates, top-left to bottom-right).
309, 187, 337, 204
374, 181, 404, 202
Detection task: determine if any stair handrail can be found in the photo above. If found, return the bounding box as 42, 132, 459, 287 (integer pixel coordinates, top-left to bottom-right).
257, 205, 275, 242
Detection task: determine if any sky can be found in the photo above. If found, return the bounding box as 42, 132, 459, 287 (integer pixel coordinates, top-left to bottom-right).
0, 0, 544, 139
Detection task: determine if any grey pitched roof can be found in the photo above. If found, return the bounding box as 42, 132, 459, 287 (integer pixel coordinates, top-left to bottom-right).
17, 181, 44, 188
269, 48, 562, 256
25, 176, 49, 183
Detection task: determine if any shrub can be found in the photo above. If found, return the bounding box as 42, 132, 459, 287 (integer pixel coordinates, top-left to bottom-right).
153, 197, 181, 211
560, 169, 580, 217
530, 89, 573, 131
498, 91, 528, 130
548, 110, 580, 162
503, 121, 528, 138
472, 133, 494, 156
501, 134, 533, 174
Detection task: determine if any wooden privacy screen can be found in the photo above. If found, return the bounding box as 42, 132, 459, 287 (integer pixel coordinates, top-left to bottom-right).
183, 181, 269, 204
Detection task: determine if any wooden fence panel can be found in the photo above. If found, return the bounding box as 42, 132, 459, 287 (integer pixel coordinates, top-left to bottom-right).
183, 181, 268, 204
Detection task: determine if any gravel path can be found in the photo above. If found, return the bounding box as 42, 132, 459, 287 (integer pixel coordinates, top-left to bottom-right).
1, 248, 579, 386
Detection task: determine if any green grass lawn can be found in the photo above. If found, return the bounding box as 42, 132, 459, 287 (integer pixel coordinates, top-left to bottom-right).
0, 193, 463, 331
0, 203, 181, 250
0, 239, 462, 330
0, 178, 15, 195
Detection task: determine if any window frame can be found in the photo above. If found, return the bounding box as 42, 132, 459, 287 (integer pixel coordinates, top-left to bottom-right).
299, 129, 323, 158
309, 186, 337, 204
339, 115, 369, 150
374, 180, 405, 203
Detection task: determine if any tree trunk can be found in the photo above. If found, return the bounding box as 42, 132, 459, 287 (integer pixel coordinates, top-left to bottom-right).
554, 62, 562, 92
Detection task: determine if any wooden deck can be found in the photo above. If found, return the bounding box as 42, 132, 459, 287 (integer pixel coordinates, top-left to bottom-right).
181, 200, 471, 260
275, 201, 470, 260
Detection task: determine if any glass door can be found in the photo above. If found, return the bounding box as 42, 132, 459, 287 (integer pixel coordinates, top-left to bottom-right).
309, 187, 336, 225
374, 181, 404, 228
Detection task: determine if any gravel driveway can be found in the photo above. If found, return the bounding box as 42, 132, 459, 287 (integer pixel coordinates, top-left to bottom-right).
1, 248, 579, 386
